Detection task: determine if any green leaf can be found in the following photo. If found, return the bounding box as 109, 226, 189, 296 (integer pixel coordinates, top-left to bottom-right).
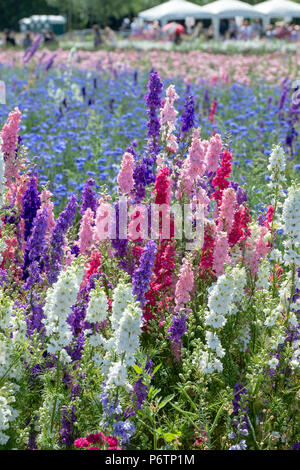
158, 394, 175, 410
163, 431, 181, 443
152, 363, 162, 376
132, 364, 142, 375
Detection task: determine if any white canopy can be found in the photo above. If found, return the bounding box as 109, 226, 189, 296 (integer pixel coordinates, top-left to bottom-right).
202, 0, 265, 19
256, 0, 300, 19
197, 1, 265, 40
138, 0, 212, 25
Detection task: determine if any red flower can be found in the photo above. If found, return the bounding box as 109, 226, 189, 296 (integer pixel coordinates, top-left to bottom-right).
212, 150, 233, 203
209, 99, 217, 123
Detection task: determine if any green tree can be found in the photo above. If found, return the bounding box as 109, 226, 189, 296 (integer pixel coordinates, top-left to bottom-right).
45, 0, 162, 29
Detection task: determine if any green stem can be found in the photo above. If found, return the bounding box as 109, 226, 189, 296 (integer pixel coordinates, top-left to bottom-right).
50, 352, 60, 436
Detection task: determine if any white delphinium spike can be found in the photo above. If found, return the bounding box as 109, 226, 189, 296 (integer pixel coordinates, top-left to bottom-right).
282, 185, 300, 266
85, 283, 109, 354
115, 301, 143, 366
267, 144, 286, 198
256, 260, 271, 291
42, 261, 83, 363
199, 267, 246, 375
86, 283, 108, 325
111, 281, 133, 332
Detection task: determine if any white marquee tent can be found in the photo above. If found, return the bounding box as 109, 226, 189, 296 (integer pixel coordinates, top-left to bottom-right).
201, 0, 265, 39
138, 0, 212, 25
256, 0, 300, 27
138, 0, 300, 42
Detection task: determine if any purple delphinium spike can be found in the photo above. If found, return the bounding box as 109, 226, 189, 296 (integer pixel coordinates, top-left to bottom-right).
132, 240, 156, 307
80, 178, 97, 216
23, 34, 42, 64
48, 194, 78, 284
58, 405, 77, 447
132, 162, 147, 203
229, 181, 248, 205
145, 70, 163, 158
21, 176, 41, 241
168, 313, 187, 344
111, 202, 129, 269
22, 208, 49, 282
181, 95, 195, 134
232, 383, 249, 435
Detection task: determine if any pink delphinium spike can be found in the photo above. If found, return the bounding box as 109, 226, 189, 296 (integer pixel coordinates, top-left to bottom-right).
128, 205, 146, 241
38, 189, 55, 236
1, 107, 22, 182
177, 129, 206, 198
175, 257, 194, 310
205, 133, 222, 173
188, 128, 206, 178
160, 85, 179, 155
94, 199, 112, 242
79, 208, 94, 254
1, 107, 21, 156
218, 187, 237, 233
117, 151, 135, 194
213, 231, 229, 277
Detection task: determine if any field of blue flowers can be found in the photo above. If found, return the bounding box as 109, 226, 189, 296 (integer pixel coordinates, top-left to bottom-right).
0, 63, 299, 211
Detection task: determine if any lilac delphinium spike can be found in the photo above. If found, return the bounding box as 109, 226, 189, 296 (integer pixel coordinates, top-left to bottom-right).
279, 81, 290, 111
23, 34, 42, 64
132, 240, 156, 307
21, 176, 41, 241
48, 194, 78, 284
44, 53, 57, 72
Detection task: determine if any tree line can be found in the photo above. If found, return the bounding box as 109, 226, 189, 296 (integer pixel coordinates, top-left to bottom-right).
1, 0, 300, 32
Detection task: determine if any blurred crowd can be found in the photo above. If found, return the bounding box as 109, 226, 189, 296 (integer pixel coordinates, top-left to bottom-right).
1, 17, 299, 50
2, 28, 58, 48
122, 16, 300, 42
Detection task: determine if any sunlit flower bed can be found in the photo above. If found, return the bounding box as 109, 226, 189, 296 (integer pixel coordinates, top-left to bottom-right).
0, 70, 299, 450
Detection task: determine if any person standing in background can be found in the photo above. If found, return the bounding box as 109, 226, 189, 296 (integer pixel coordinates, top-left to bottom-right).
93, 24, 102, 48
185, 16, 195, 35
4, 29, 16, 47
251, 19, 262, 39
23, 32, 32, 48
228, 18, 238, 39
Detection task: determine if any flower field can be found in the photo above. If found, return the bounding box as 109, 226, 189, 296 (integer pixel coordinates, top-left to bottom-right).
0, 47, 299, 451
